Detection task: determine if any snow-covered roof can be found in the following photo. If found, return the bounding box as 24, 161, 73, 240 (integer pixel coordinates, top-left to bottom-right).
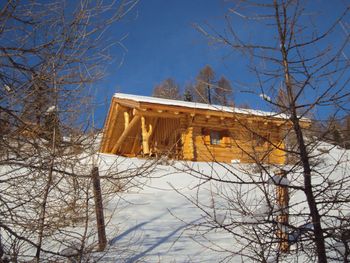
113, 93, 291, 120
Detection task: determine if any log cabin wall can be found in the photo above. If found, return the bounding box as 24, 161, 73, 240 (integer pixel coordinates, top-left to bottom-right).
190, 115, 286, 164
182, 126, 195, 160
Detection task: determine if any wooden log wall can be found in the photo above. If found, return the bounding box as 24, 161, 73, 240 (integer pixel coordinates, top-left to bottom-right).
191, 115, 286, 164
182, 127, 195, 160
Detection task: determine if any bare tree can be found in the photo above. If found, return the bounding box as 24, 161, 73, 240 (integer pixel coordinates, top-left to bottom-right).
194, 65, 215, 103
174, 0, 350, 262
0, 0, 146, 261
193, 66, 233, 105
152, 78, 181, 100
214, 76, 234, 106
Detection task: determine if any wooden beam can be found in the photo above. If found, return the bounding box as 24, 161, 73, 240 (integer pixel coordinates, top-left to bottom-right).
138, 101, 296, 125
124, 111, 130, 130
111, 115, 141, 154
134, 109, 183, 118
141, 116, 153, 155
113, 98, 140, 108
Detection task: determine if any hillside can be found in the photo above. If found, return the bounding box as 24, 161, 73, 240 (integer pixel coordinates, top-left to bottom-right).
94, 141, 350, 262
0, 139, 348, 262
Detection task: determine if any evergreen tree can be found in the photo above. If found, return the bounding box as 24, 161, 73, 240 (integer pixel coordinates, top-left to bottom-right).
183, 83, 194, 102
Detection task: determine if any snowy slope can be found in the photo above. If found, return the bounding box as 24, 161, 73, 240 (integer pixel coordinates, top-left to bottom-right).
97, 157, 235, 262
93, 141, 350, 262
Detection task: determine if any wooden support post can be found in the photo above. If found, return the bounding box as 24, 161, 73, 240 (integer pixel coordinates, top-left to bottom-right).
111, 115, 141, 154
92, 167, 107, 252
275, 169, 289, 253
124, 111, 129, 130
141, 116, 152, 155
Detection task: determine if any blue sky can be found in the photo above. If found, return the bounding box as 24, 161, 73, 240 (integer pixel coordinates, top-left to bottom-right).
95, 0, 239, 124
94, 0, 349, 127
99, 1, 232, 94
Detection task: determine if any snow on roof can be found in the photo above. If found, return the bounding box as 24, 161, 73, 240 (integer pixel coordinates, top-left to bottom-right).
113, 93, 291, 120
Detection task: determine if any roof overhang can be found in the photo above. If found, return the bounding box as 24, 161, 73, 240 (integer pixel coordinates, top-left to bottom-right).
112, 93, 311, 127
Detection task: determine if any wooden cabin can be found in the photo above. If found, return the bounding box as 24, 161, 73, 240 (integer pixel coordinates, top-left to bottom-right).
100, 93, 308, 164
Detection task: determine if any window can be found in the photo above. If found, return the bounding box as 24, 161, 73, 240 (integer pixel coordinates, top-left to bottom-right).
202, 128, 226, 145
210, 130, 221, 145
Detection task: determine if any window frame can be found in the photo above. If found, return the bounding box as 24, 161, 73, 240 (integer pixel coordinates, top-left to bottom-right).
210, 130, 221, 145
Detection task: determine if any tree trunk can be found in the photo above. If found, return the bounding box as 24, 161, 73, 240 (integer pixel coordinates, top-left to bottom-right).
274, 1, 327, 261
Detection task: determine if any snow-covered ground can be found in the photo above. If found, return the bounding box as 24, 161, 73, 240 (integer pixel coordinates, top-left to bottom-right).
97, 157, 235, 262
2, 140, 348, 262
93, 142, 350, 262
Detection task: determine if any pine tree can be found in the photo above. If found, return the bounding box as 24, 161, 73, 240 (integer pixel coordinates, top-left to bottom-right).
183, 83, 194, 102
